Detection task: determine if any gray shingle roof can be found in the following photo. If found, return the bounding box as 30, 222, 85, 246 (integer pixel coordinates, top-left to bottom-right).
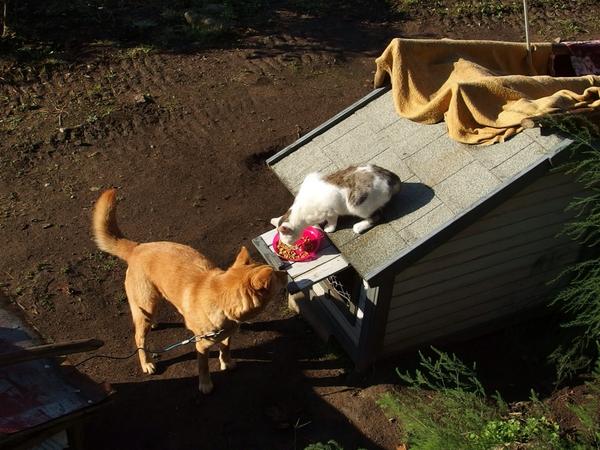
269, 89, 571, 283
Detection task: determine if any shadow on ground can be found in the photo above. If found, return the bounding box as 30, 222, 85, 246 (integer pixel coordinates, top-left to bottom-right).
2, 0, 396, 67
81, 316, 387, 450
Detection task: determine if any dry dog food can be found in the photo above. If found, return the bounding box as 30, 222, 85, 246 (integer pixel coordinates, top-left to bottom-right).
276, 236, 315, 260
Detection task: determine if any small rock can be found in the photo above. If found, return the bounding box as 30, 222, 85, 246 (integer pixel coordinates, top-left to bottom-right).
42, 223, 54, 229
133, 93, 152, 104
90, 186, 101, 192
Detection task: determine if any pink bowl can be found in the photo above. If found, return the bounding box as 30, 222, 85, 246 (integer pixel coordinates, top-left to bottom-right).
272, 226, 325, 262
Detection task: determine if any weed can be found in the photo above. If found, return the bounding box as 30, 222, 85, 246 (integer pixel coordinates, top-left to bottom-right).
547, 116, 600, 381
86, 105, 115, 125
397, 346, 485, 394
0, 115, 22, 132
121, 45, 155, 59
387, 0, 519, 19
304, 441, 338, 450
86, 113, 99, 124
557, 19, 587, 37
87, 250, 118, 271
379, 348, 567, 450
115, 293, 128, 304
37, 292, 55, 312
568, 357, 600, 447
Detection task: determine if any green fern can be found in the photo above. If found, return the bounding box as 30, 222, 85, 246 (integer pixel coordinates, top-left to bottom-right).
547, 115, 600, 381
397, 346, 485, 395
379, 348, 565, 450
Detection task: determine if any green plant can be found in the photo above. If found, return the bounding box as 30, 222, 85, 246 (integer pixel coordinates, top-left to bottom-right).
304, 441, 352, 450
122, 45, 154, 59
568, 355, 600, 447
0, 114, 22, 132
397, 346, 485, 395
379, 348, 566, 450
548, 116, 600, 381
467, 416, 561, 449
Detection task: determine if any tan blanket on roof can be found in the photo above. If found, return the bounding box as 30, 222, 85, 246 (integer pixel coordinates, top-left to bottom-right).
374, 38, 600, 145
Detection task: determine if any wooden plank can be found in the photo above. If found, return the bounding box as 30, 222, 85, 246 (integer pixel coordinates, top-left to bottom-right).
453, 189, 581, 241
477, 182, 583, 218
396, 212, 573, 282
387, 256, 577, 324
0, 398, 112, 450
392, 239, 576, 300
384, 282, 546, 346
386, 265, 569, 334
0, 339, 104, 368
251, 236, 288, 270
286, 245, 343, 278
290, 255, 349, 293
383, 300, 530, 351
393, 235, 574, 296
259, 228, 278, 247
509, 170, 573, 196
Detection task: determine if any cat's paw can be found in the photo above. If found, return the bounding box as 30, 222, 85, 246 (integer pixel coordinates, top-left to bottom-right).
353, 221, 373, 234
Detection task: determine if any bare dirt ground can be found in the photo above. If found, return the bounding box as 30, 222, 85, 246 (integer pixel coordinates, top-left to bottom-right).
1, 1, 599, 449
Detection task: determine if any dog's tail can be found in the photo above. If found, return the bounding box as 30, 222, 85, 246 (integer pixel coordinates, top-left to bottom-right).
92, 188, 138, 261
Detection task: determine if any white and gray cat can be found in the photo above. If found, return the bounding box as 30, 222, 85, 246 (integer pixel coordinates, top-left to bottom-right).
271, 164, 401, 245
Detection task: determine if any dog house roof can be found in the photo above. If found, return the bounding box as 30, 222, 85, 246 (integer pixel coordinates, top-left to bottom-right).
267, 88, 573, 285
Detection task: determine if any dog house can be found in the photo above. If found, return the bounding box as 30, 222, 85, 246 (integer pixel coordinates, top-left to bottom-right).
253, 87, 585, 370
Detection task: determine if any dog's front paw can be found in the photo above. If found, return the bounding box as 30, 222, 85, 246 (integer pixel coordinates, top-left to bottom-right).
141, 362, 156, 374
199, 380, 214, 394
220, 359, 237, 371
324, 224, 337, 233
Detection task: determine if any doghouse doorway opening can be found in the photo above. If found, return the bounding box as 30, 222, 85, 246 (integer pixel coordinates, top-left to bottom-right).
319, 266, 363, 326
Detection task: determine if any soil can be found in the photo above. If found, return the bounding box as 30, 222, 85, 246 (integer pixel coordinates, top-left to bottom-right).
1, 1, 599, 449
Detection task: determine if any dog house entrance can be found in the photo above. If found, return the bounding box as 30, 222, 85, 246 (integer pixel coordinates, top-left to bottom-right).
319, 266, 362, 325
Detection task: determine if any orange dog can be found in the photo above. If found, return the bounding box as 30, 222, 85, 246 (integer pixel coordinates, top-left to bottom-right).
92, 189, 287, 393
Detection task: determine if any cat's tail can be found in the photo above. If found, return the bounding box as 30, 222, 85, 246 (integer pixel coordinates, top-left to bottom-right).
92, 188, 138, 261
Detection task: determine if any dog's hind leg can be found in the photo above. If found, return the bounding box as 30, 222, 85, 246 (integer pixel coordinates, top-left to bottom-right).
125, 272, 159, 375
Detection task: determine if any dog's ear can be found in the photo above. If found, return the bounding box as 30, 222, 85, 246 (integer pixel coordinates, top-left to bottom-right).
233, 246, 252, 267
250, 266, 274, 290
270, 216, 281, 227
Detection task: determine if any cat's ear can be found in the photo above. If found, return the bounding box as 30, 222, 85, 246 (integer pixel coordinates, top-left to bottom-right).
270, 216, 281, 227
279, 223, 292, 235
